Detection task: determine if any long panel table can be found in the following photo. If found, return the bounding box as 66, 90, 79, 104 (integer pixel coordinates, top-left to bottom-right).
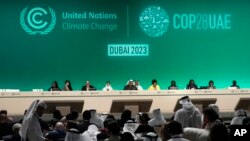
1, 89, 250, 116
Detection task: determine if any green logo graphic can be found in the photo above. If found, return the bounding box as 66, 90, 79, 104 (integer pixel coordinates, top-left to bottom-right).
20, 7, 56, 35
139, 6, 169, 37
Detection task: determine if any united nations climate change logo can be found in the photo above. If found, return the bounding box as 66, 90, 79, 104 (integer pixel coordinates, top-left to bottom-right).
139, 6, 169, 37
20, 7, 56, 35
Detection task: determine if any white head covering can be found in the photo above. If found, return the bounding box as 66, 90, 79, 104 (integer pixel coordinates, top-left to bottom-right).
123, 120, 139, 140
230, 109, 247, 125
20, 100, 47, 141
65, 128, 83, 141
235, 109, 246, 117
82, 125, 100, 141
148, 109, 166, 127
143, 132, 161, 141
179, 96, 194, 110
123, 120, 139, 133
208, 104, 220, 116
90, 109, 104, 129
100, 112, 108, 121
12, 123, 22, 132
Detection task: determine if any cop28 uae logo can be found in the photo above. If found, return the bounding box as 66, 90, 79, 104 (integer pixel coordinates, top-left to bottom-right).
20, 7, 56, 35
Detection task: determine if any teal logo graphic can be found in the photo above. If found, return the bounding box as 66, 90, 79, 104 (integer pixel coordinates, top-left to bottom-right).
20, 7, 56, 35
139, 6, 169, 37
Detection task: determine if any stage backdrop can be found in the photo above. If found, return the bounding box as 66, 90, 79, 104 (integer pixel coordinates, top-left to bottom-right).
0, 0, 250, 91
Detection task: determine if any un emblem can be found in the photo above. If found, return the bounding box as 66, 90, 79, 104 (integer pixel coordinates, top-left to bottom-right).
20, 7, 56, 35
139, 6, 169, 37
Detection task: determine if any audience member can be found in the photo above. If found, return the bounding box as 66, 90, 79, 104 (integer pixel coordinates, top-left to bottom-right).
124, 80, 137, 90
66, 120, 78, 131
174, 96, 202, 128
1, 123, 21, 141
103, 81, 113, 91
168, 80, 178, 90
118, 110, 134, 128
45, 122, 66, 141
161, 123, 171, 141
100, 113, 109, 122
82, 124, 100, 141
183, 108, 221, 141
66, 113, 75, 121
143, 132, 161, 141
81, 81, 96, 91
62, 80, 73, 91
78, 110, 91, 133
50, 110, 63, 128
65, 128, 83, 141
202, 108, 221, 130
161, 121, 189, 141
79, 125, 95, 141
20, 100, 48, 141
183, 127, 209, 141
230, 109, 247, 125
0, 110, 13, 122
186, 79, 198, 89
148, 79, 161, 90
122, 120, 139, 139
90, 109, 104, 129
71, 111, 79, 121
0, 113, 14, 139
208, 104, 219, 117
209, 123, 229, 141
48, 81, 61, 91
135, 113, 155, 134
105, 120, 120, 141
208, 104, 223, 123
97, 118, 114, 141
148, 109, 166, 127
120, 132, 135, 141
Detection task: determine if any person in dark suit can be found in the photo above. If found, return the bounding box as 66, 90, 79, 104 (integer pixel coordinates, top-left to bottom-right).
45, 122, 66, 141
78, 110, 91, 133
230, 80, 240, 89
123, 80, 137, 90
1, 123, 21, 141
0, 114, 14, 139
186, 79, 198, 89
81, 81, 96, 91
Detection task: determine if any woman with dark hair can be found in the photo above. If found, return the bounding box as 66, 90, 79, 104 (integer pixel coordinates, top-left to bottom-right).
168, 80, 178, 90
207, 80, 216, 89
186, 79, 198, 89
48, 81, 61, 91
63, 80, 73, 91
148, 79, 161, 90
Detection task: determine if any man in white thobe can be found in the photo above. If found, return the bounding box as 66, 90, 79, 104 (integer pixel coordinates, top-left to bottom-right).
20, 100, 48, 141
174, 96, 202, 128
148, 108, 166, 127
